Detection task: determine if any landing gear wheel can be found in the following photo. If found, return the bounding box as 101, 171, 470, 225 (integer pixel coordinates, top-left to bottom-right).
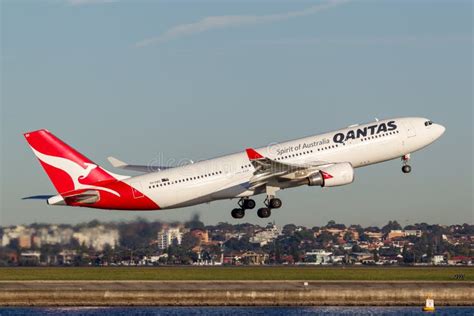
231, 208, 245, 219
242, 199, 256, 210
268, 198, 282, 209
257, 208, 271, 218
402, 165, 412, 174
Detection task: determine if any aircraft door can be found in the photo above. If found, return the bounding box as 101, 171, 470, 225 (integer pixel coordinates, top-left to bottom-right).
404, 121, 416, 138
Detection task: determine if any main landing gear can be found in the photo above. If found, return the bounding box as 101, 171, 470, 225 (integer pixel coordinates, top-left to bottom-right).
231, 208, 245, 219
231, 198, 256, 219
255, 186, 282, 219
401, 154, 412, 174
257, 207, 271, 218
256, 196, 282, 219
231, 196, 282, 219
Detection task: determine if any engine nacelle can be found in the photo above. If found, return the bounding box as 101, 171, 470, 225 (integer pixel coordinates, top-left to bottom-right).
307, 172, 324, 186
306, 162, 354, 187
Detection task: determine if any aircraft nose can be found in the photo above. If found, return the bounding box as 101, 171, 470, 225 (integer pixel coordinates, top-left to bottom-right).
433, 124, 446, 139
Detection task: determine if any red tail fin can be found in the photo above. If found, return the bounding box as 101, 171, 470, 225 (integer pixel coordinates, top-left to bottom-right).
24, 129, 118, 194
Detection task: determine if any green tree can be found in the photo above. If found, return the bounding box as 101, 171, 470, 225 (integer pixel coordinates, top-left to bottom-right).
326, 220, 346, 230
372, 249, 379, 262
382, 220, 402, 234
282, 224, 297, 236
185, 213, 205, 230
343, 231, 353, 242
181, 233, 199, 250
402, 245, 414, 264
352, 244, 362, 253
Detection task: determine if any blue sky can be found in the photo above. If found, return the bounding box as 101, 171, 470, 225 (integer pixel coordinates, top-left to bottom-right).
1, 0, 472, 227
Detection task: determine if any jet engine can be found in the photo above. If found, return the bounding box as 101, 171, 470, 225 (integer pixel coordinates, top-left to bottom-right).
306, 162, 354, 187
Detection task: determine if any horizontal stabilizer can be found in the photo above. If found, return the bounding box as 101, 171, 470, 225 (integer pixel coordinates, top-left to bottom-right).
22, 195, 54, 200
107, 156, 172, 173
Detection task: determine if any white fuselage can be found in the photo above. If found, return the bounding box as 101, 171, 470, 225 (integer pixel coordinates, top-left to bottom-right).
124, 117, 445, 210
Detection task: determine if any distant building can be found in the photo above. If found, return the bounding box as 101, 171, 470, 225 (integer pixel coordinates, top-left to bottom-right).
36, 226, 67, 246
431, 255, 445, 265
404, 230, 422, 237
250, 223, 281, 246
387, 230, 405, 240
240, 251, 268, 265
58, 250, 77, 265
225, 232, 246, 240
349, 229, 360, 240
2, 249, 18, 264
324, 228, 345, 237
157, 226, 183, 250
73, 225, 119, 251
191, 229, 209, 244
351, 252, 375, 264
18, 235, 32, 249
20, 251, 41, 265
387, 229, 422, 240
304, 250, 333, 265
365, 232, 383, 240
448, 256, 472, 265
1, 226, 31, 248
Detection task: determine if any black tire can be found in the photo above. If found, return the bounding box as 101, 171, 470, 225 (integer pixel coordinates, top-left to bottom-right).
269, 198, 282, 209
231, 208, 245, 219
402, 165, 412, 174
243, 199, 256, 210
257, 207, 271, 218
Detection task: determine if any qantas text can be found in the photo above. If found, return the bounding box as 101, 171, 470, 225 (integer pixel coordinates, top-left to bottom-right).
333, 121, 398, 144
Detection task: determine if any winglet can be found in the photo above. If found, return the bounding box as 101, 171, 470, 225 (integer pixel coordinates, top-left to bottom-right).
107, 156, 127, 168
245, 148, 264, 161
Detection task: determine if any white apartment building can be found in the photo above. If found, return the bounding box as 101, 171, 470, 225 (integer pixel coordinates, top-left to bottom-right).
157, 226, 183, 250
73, 225, 119, 251
250, 224, 282, 246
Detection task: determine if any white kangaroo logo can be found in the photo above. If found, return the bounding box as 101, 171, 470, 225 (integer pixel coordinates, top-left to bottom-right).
31, 147, 121, 197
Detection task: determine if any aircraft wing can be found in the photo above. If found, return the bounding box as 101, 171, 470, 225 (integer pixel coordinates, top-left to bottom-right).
107, 156, 173, 173
245, 148, 330, 189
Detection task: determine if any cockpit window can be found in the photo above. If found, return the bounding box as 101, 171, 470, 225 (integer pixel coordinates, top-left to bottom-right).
424, 120, 433, 126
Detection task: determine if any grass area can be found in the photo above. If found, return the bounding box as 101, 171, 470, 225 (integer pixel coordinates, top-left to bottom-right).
0, 266, 472, 281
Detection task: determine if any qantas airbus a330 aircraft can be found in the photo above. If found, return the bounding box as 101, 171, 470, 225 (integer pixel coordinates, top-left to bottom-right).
24, 117, 445, 219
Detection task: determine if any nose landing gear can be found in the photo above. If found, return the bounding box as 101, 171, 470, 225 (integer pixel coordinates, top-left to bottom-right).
402, 165, 412, 174
401, 154, 412, 174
